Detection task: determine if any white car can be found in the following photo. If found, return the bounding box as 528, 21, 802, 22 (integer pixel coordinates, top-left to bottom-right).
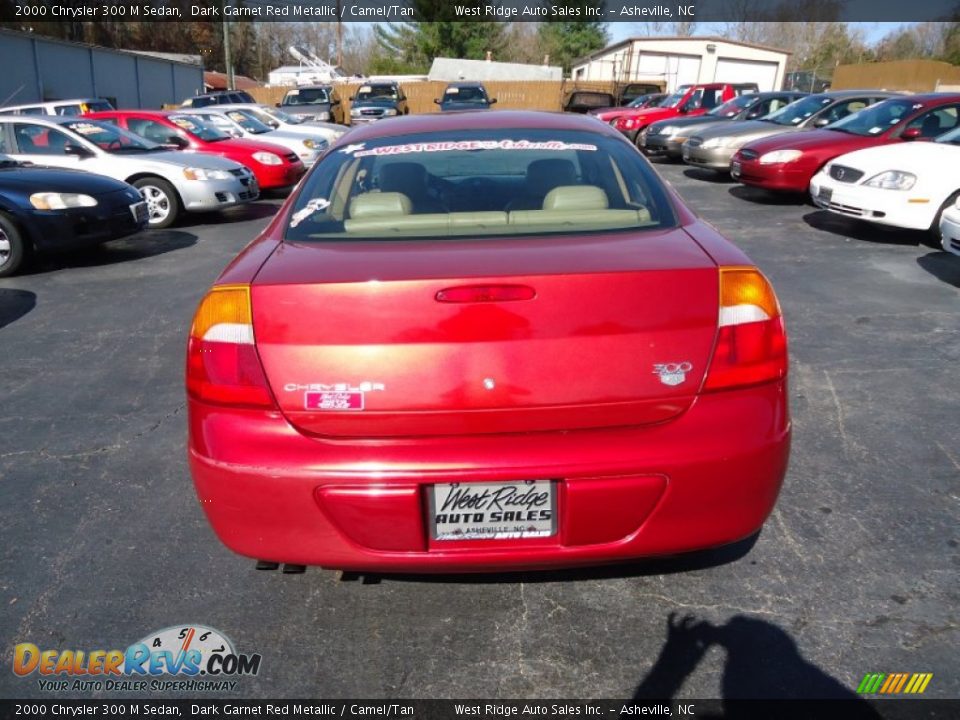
940, 200, 960, 256
810, 127, 960, 233
217, 104, 347, 145
0, 116, 257, 228
186, 107, 327, 166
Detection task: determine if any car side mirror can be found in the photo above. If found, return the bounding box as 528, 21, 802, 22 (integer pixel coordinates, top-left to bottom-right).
900, 127, 922, 140
489, 98, 497, 105
813, 117, 830, 127
349, 96, 355, 102
434, 98, 441, 104
275, 102, 281, 108
332, 99, 341, 106
64, 143, 92, 158
165, 135, 189, 149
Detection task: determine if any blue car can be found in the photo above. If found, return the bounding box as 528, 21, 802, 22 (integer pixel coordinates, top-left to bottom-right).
435, 82, 497, 112
0, 156, 147, 277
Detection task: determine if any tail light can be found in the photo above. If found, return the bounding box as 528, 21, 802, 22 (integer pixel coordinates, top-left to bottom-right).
704, 267, 788, 392
186, 285, 276, 409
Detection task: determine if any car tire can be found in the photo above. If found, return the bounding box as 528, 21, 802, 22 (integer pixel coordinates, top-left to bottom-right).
133, 177, 180, 229
929, 191, 960, 248
0, 212, 27, 278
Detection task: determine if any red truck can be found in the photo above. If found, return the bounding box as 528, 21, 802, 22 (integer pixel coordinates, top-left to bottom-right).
614, 83, 759, 144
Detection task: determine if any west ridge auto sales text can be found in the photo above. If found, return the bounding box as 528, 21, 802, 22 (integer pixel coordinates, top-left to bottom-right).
455, 4, 602, 17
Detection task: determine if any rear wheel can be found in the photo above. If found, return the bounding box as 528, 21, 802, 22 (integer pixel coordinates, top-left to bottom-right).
0, 213, 26, 278
133, 177, 180, 229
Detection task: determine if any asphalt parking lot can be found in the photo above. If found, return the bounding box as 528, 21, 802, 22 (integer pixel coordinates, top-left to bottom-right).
1, 162, 957, 701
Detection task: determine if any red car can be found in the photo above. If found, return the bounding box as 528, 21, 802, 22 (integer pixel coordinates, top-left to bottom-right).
186, 111, 790, 573
589, 93, 667, 124
730, 94, 960, 192
613, 83, 758, 143
86, 110, 306, 190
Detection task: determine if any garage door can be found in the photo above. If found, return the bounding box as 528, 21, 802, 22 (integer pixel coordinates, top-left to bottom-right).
713, 58, 779, 91
635, 53, 702, 93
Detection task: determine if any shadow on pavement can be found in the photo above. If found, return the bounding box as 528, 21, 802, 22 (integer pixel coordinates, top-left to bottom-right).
181, 200, 281, 228
633, 614, 883, 716
334, 532, 760, 585
0, 288, 37, 330
683, 168, 736, 184
916, 252, 960, 288
23, 230, 197, 275
728, 186, 808, 206
802, 210, 933, 247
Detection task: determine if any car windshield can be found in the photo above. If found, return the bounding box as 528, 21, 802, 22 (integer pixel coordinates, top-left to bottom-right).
657, 91, 686, 108
283, 88, 330, 105
285, 129, 675, 242
262, 107, 301, 124
443, 86, 487, 103
169, 114, 230, 142
765, 95, 833, 125
708, 95, 757, 117
356, 85, 398, 102
827, 99, 918, 136
221, 110, 273, 134
62, 120, 160, 153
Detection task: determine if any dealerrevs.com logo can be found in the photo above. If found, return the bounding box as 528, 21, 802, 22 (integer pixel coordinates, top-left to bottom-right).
13, 625, 261, 692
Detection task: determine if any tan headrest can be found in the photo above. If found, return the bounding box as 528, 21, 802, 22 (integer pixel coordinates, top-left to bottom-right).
542, 185, 609, 211
349, 192, 412, 219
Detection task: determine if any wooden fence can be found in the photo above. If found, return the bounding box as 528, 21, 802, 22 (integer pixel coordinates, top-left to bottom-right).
832, 60, 960, 93
248, 80, 624, 124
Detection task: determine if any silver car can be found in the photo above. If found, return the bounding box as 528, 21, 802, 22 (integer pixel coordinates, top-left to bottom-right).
218, 104, 348, 145
186, 107, 327, 166
682, 91, 901, 172
0, 116, 257, 228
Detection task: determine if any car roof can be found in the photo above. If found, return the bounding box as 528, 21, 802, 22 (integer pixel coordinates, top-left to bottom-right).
287, 85, 332, 91
333, 110, 621, 145
0, 114, 92, 126
446, 81, 485, 88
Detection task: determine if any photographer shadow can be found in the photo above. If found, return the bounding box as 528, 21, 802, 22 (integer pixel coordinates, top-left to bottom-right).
634, 614, 882, 718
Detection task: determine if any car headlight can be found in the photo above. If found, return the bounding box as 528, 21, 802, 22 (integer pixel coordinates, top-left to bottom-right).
700, 137, 723, 149
252, 151, 282, 166
383, 109, 398, 116
303, 139, 317, 149
350, 108, 362, 117
317, 111, 330, 121
29, 192, 97, 210
657, 125, 677, 135
863, 170, 917, 191
759, 149, 803, 165
182, 167, 232, 181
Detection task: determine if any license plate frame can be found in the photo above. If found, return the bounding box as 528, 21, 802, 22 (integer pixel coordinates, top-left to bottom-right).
818, 186, 833, 203
130, 201, 148, 224
731, 160, 742, 178
428, 480, 557, 542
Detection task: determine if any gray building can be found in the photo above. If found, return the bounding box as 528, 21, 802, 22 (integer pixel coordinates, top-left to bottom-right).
0, 28, 203, 110
428, 57, 562, 82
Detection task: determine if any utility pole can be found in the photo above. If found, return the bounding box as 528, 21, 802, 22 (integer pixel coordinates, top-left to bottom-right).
222, 0, 234, 90
336, 0, 343, 68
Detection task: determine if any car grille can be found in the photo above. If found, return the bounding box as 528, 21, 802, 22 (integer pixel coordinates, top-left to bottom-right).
822, 200, 866, 217
229, 168, 246, 177
740, 149, 759, 160
360, 108, 385, 117
238, 191, 255, 201
283, 152, 298, 163
686, 137, 703, 148
829, 165, 864, 183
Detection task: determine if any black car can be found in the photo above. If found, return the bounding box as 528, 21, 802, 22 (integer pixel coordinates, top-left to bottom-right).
435, 82, 497, 112
277, 85, 345, 124
181, 90, 257, 109
348, 82, 409, 125
563, 91, 617, 114
0, 158, 148, 277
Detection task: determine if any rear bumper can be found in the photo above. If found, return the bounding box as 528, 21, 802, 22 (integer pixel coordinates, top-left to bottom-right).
189, 381, 790, 572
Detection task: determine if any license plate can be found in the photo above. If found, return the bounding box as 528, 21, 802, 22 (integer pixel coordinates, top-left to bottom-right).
429, 480, 556, 541
818, 186, 833, 203
682, 148, 691, 160
731, 160, 741, 177
130, 201, 148, 224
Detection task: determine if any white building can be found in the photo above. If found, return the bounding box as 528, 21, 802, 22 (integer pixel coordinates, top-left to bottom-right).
572, 37, 790, 92
428, 57, 563, 82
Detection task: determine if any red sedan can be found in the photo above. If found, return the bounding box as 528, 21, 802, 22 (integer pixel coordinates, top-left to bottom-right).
730, 94, 960, 192
86, 110, 306, 190
186, 111, 790, 573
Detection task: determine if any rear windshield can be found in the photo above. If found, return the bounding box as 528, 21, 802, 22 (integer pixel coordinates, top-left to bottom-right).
169, 114, 229, 142
357, 85, 398, 102
708, 95, 757, 117
222, 110, 273, 133
443, 86, 488, 103
285, 129, 675, 242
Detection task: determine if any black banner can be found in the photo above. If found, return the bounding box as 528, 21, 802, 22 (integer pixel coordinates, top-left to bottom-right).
0, 0, 957, 23
1, 700, 959, 720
